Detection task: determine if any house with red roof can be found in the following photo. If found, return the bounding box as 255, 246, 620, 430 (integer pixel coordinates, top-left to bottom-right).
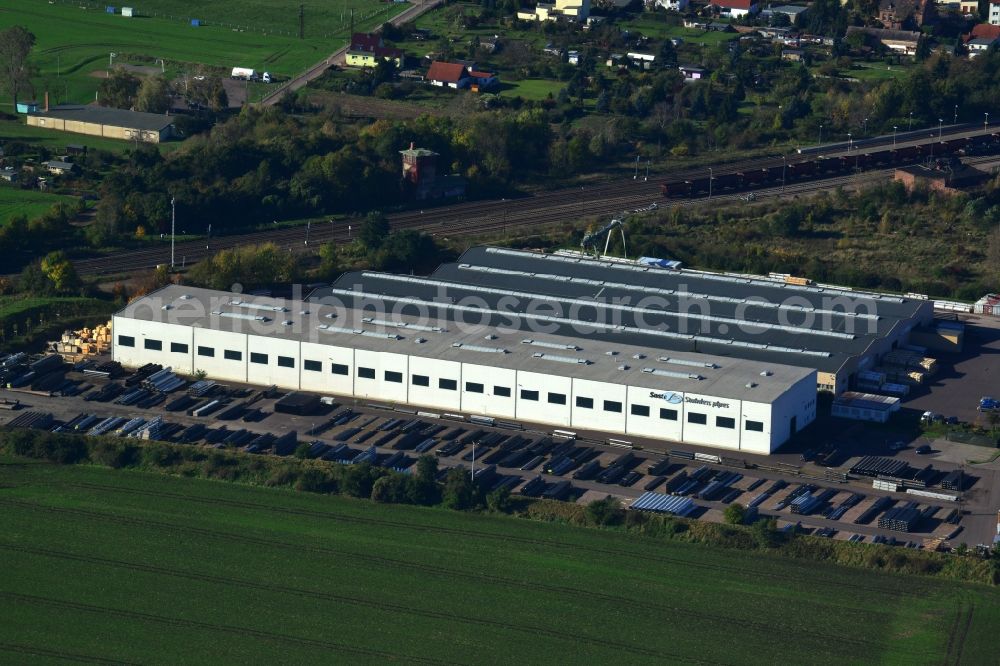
426, 61, 499, 91
711, 0, 760, 18
346, 32, 404, 68
963, 23, 1000, 42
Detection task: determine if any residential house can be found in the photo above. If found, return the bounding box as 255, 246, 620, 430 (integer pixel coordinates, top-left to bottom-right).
567, 50, 581, 64
758, 26, 794, 40
991, 1, 1000, 23
958, 0, 979, 15
712, 0, 761, 18
425, 61, 498, 91
762, 4, 808, 22
0, 167, 17, 183
878, 0, 929, 29
679, 65, 707, 79
964, 23, 1000, 43
517, 0, 591, 22
782, 47, 806, 61
427, 61, 467, 88
845, 26, 921, 55
651, 0, 690, 10
967, 35, 999, 56
466, 69, 499, 91
627, 51, 657, 68
683, 17, 709, 27
345, 32, 404, 68
44, 160, 76, 175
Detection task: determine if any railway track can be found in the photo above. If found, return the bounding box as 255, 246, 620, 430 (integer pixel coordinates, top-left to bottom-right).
60, 133, 1000, 277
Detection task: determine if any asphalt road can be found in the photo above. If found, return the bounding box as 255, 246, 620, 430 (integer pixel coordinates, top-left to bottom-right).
258, 0, 440, 106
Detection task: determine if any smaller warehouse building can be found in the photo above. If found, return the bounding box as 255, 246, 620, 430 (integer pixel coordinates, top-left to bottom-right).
832, 392, 900, 423
894, 162, 990, 195
27, 105, 176, 144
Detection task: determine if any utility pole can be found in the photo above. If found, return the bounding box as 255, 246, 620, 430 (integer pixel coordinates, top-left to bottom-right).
170, 197, 176, 268
781, 155, 786, 193
908, 111, 913, 132
708, 167, 713, 199
304, 221, 311, 245
633, 155, 640, 179
892, 126, 898, 149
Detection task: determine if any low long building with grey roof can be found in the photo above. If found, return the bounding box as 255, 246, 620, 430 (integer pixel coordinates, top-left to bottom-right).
313, 246, 933, 394
113, 282, 818, 454
27, 104, 175, 143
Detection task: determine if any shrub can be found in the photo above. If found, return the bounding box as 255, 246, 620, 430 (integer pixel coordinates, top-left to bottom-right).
266, 464, 300, 487
723, 503, 747, 525
585, 496, 622, 526
142, 442, 179, 468
90, 439, 138, 469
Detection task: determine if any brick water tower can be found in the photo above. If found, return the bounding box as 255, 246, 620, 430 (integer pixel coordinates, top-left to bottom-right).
400, 142, 439, 200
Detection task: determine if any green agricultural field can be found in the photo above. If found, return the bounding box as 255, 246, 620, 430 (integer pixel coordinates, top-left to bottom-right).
0, 458, 996, 664
0, 186, 74, 224
0, 0, 404, 108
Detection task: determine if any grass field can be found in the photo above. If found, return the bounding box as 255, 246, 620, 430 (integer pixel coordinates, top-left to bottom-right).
504, 78, 564, 101
619, 17, 740, 47
0, 186, 73, 224
0, 1, 403, 108
0, 458, 995, 664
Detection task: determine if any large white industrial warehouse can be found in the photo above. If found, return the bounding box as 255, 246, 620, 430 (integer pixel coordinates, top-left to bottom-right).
113, 282, 817, 455
113, 245, 941, 453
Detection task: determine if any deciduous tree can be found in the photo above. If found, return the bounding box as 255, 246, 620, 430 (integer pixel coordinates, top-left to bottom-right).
0, 26, 36, 107
136, 75, 172, 113
99, 68, 141, 109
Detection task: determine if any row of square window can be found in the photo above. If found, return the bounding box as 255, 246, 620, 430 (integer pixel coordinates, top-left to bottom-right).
121, 335, 764, 432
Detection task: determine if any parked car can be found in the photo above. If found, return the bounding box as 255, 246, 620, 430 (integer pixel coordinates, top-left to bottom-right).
915, 444, 932, 455
945, 416, 959, 425
979, 396, 999, 412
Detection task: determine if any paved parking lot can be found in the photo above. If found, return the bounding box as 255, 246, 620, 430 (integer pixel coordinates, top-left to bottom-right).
903, 315, 1000, 425
3, 360, 995, 546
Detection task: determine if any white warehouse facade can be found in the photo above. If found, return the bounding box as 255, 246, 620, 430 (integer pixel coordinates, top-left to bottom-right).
113, 284, 818, 454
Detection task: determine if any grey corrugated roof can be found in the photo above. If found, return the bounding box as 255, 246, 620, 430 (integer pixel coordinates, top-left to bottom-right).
29, 104, 175, 131
315, 246, 931, 376
117, 284, 813, 404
